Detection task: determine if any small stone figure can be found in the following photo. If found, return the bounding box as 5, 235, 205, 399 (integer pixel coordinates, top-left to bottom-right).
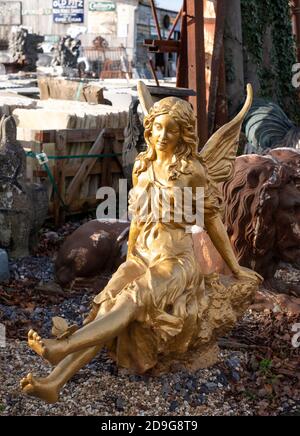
20, 83, 261, 404
0, 115, 48, 259
51, 36, 81, 69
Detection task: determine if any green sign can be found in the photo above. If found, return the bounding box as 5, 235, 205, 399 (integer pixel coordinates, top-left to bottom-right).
89, 1, 116, 12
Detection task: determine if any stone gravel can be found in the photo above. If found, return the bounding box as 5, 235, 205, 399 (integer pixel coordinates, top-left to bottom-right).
0, 228, 299, 417
1, 340, 259, 417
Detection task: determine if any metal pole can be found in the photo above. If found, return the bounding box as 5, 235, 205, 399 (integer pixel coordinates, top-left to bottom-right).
186, 0, 208, 147
168, 7, 183, 40
150, 0, 162, 40
207, 0, 226, 135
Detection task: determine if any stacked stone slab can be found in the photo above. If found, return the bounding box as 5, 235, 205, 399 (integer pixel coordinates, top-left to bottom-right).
14, 99, 128, 135
38, 77, 106, 104
0, 92, 37, 117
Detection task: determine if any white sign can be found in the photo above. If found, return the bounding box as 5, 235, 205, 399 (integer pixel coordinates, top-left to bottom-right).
53, 0, 85, 24
89, 1, 116, 12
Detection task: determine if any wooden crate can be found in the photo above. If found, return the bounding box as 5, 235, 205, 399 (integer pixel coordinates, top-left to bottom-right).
25, 127, 125, 225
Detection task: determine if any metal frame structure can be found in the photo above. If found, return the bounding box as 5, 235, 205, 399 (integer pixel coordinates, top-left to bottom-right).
145, 0, 227, 147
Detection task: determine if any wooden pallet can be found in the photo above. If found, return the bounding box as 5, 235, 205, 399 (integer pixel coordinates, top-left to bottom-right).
25, 127, 125, 225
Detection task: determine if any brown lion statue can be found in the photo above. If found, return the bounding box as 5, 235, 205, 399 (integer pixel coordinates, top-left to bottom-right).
268, 148, 300, 186
221, 149, 300, 295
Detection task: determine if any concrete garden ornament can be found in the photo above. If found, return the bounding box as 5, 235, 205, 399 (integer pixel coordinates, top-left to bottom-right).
20, 82, 262, 404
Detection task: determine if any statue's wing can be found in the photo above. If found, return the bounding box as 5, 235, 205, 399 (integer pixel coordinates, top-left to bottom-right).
137, 81, 154, 115
199, 84, 253, 184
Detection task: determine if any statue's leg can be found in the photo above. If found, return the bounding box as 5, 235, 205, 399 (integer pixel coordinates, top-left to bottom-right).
27, 293, 138, 366
21, 345, 102, 404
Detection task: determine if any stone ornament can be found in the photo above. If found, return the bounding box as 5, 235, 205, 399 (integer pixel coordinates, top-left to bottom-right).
0, 115, 48, 259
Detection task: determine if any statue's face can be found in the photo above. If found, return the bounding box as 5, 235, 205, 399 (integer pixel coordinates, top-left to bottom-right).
151, 114, 181, 154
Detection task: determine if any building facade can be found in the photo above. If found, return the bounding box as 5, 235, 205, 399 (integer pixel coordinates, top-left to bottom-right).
0, 0, 180, 67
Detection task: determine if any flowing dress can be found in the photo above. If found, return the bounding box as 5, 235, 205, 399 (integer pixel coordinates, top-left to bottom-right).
93, 161, 221, 373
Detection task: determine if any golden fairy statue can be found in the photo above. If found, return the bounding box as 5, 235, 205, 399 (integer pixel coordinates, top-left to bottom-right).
20, 82, 262, 404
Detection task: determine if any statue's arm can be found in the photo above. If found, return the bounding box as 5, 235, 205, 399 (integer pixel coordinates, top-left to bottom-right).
205, 213, 240, 275
205, 214, 263, 282
205, 213, 262, 282
192, 161, 262, 282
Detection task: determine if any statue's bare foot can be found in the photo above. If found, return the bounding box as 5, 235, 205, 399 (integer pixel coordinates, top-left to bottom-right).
28, 330, 66, 366
20, 373, 59, 404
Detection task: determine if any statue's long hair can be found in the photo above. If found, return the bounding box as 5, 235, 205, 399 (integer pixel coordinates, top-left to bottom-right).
135, 97, 199, 180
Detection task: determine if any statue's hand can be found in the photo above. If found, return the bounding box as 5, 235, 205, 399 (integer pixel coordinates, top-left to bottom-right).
234, 267, 263, 284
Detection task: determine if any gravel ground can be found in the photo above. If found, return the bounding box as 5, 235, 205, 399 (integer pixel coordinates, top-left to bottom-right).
1, 309, 299, 417
0, 340, 269, 416
0, 228, 299, 417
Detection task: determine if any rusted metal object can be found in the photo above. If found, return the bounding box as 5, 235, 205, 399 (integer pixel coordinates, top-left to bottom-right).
144, 0, 228, 146
144, 39, 181, 53
207, 0, 226, 135
185, 0, 208, 146
150, 0, 163, 40
168, 7, 183, 41
175, 0, 208, 145
148, 58, 160, 87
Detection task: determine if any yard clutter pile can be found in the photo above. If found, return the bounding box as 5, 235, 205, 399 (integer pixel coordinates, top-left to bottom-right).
51, 36, 81, 69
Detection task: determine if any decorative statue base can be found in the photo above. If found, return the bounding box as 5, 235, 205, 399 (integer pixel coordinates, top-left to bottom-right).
20, 82, 261, 404
149, 274, 257, 376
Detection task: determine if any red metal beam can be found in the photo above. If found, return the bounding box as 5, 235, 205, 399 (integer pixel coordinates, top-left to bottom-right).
186, 0, 208, 147
207, 0, 226, 135
146, 0, 208, 146
177, 1, 188, 89
150, 0, 162, 40
144, 39, 181, 53
148, 58, 160, 86
168, 7, 183, 40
